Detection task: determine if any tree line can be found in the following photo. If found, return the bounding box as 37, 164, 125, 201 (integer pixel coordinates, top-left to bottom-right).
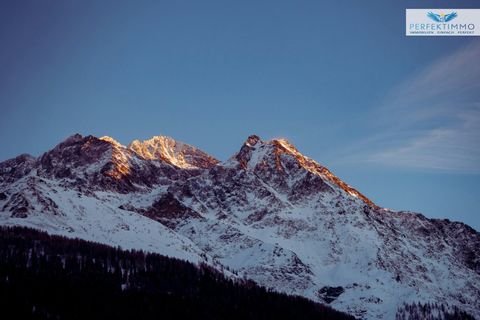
0, 226, 355, 320
395, 301, 475, 320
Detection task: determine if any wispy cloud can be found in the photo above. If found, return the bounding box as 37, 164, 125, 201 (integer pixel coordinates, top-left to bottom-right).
343, 41, 480, 173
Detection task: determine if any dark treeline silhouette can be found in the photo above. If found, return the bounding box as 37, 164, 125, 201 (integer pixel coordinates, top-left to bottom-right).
395, 301, 475, 320
0, 226, 354, 320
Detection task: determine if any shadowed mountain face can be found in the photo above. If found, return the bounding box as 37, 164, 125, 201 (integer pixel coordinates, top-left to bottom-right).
0, 133, 479, 319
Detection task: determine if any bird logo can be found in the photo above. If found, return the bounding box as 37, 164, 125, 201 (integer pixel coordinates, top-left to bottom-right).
427, 11, 458, 23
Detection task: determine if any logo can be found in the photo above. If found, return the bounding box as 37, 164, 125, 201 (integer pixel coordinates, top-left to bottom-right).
406, 9, 480, 36
427, 11, 457, 23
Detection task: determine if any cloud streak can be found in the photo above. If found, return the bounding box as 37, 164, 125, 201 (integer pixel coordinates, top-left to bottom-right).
345, 41, 480, 173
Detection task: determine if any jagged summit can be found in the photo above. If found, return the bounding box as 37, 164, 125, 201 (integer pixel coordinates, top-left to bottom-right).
235, 134, 296, 168
234, 135, 375, 207
237, 135, 306, 161
241, 135, 295, 150
0, 133, 219, 193
63, 133, 84, 143
128, 135, 219, 170
244, 134, 262, 147
99, 136, 124, 147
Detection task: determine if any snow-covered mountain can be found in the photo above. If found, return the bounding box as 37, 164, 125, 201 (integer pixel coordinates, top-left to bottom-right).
0, 133, 479, 319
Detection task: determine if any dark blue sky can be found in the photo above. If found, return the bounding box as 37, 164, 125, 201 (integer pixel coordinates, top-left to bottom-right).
1, 0, 479, 230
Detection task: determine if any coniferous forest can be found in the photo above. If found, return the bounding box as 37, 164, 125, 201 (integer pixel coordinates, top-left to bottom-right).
0, 226, 355, 320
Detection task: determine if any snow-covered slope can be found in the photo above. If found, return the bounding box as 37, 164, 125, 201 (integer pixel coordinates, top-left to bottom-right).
0, 175, 205, 262
1, 133, 479, 319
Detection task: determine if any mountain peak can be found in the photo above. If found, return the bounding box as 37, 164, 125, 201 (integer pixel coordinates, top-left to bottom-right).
272, 138, 297, 150
62, 133, 84, 144
128, 136, 218, 169
245, 134, 262, 147
235, 135, 300, 167
99, 136, 124, 148
233, 135, 376, 207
